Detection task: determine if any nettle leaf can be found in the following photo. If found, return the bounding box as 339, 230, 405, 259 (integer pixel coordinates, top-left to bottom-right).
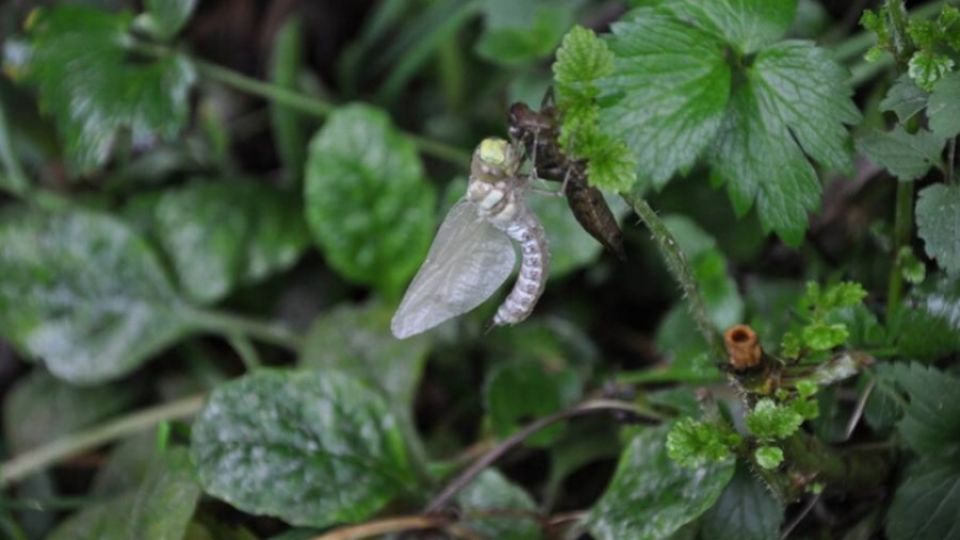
600, 12, 730, 190
484, 360, 582, 446
22, 6, 196, 172
666, 418, 741, 467
127, 447, 202, 540
586, 425, 735, 540
457, 470, 542, 540
305, 104, 436, 299
928, 72, 960, 138
3, 370, 134, 453
0, 209, 195, 384
889, 276, 960, 360
190, 369, 419, 528
886, 458, 960, 540
300, 301, 430, 409
664, 0, 798, 53
746, 399, 803, 440
878, 362, 960, 456
142, 0, 197, 40
599, 6, 859, 245
476, 4, 573, 66
917, 183, 960, 275
880, 75, 929, 123
858, 126, 944, 182
908, 51, 955, 92
702, 461, 783, 540
134, 179, 310, 304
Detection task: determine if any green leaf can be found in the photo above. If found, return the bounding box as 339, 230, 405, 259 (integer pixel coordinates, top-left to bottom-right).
886, 458, 960, 540
190, 369, 418, 528
134, 179, 310, 304
880, 75, 928, 123
600, 12, 730, 189
305, 104, 436, 299
746, 399, 804, 440
929, 72, 960, 138
127, 447, 202, 540
527, 192, 604, 278
702, 461, 783, 540
586, 425, 735, 540
908, 51, 955, 92
649, 306, 723, 384
91, 434, 157, 496
3, 370, 134, 453
0, 209, 194, 384
142, 0, 197, 39
46, 495, 134, 540
801, 321, 848, 351
476, 5, 572, 66
754, 446, 783, 469
898, 246, 928, 284
665, 0, 798, 53
710, 41, 860, 245
666, 418, 741, 467
878, 362, 960, 456
457, 470, 542, 540
889, 276, 960, 360
22, 6, 196, 172
917, 183, 960, 275
300, 301, 430, 409
484, 360, 581, 446
553, 26, 614, 101
858, 126, 944, 182
269, 18, 308, 181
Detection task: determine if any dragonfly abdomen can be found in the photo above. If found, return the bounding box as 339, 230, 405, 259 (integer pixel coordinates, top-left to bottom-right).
494, 213, 549, 326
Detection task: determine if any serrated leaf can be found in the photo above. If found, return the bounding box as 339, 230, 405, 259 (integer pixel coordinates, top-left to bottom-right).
702, 461, 783, 540
143, 0, 197, 39
747, 399, 804, 440
880, 75, 928, 123
484, 360, 581, 446
712, 41, 860, 245
600, 11, 730, 189
476, 5, 572, 66
917, 183, 960, 275
878, 362, 960, 456
132, 179, 310, 304
908, 51, 955, 92
127, 447, 202, 540
553, 26, 613, 99
666, 418, 740, 467
305, 104, 436, 299
3, 370, 134, 453
300, 301, 429, 409
22, 6, 196, 172
0, 209, 195, 384
928, 72, 960, 139
457, 470, 542, 540
586, 425, 735, 540
889, 276, 960, 360
665, 0, 798, 53
858, 126, 944, 182
190, 369, 419, 528
886, 458, 960, 540
754, 445, 783, 469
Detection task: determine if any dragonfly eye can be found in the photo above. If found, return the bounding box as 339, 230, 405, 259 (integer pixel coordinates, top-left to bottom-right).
478, 137, 509, 166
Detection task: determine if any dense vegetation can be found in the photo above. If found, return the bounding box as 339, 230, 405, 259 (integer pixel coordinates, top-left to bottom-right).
0, 0, 959, 539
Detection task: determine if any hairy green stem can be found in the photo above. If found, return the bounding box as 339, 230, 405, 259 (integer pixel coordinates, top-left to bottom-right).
194, 59, 471, 167
622, 193, 725, 361
226, 333, 262, 370
886, 171, 916, 318
0, 395, 205, 487
189, 309, 303, 352
834, 0, 956, 62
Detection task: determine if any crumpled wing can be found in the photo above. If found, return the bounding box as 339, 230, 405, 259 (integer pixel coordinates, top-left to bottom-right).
392, 199, 516, 339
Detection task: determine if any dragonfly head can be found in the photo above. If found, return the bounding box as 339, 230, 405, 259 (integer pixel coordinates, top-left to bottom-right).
473, 137, 521, 179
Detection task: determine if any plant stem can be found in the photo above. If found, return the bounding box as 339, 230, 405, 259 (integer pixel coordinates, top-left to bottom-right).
424, 399, 663, 513
0, 102, 30, 196
226, 334, 262, 370
834, 0, 956, 63
189, 308, 303, 352
194, 59, 471, 167
621, 193, 725, 361
886, 180, 914, 317
310, 515, 450, 540
0, 395, 205, 487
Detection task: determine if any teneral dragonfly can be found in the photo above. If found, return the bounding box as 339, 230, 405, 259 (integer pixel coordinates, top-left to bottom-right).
391, 138, 549, 339
508, 100, 625, 260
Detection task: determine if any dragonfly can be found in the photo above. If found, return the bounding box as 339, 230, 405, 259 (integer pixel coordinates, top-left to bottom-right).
508, 99, 625, 260
391, 137, 549, 339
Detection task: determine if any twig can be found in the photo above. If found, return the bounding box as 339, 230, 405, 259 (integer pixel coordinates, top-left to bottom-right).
424, 399, 663, 513
310, 515, 449, 540
780, 493, 822, 540
0, 395, 205, 487
621, 193, 725, 361
843, 379, 876, 441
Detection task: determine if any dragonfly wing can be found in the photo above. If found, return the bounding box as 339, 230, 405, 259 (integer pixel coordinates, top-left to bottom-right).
391, 199, 516, 338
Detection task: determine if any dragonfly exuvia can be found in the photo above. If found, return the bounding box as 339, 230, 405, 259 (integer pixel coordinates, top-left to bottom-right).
391, 137, 549, 339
